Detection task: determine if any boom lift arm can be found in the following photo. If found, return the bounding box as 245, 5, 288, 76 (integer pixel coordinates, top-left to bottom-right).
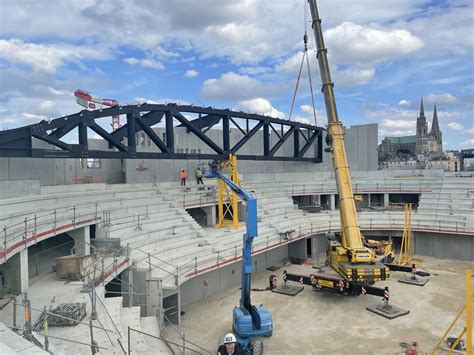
215, 171, 272, 347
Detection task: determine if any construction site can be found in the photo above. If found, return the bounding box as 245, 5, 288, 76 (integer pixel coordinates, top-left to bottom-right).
0, 1, 472, 354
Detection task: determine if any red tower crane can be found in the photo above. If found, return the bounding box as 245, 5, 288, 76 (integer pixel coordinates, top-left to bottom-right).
74, 89, 121, 131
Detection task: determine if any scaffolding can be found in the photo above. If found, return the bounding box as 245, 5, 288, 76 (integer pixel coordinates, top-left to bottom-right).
398, 203, 413, 266
215, 154, 241, 230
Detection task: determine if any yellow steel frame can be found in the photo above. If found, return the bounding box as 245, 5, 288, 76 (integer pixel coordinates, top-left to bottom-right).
215, 154, 241, 230
431, 269, 472, 355
398, 203, 413, 266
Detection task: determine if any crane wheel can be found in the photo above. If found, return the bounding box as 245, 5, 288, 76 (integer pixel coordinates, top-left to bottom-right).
251, 340, 264, 355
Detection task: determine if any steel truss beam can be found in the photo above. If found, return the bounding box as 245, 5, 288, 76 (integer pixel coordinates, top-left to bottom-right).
0, 104, 323, 162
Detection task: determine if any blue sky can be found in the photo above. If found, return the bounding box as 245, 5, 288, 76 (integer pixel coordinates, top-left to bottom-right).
0, 0, 473, 150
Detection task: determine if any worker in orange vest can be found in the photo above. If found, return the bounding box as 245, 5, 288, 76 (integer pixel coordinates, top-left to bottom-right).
180, 169, 187, 186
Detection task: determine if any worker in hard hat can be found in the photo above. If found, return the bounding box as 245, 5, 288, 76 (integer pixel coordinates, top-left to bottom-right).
217, 333, 245, 355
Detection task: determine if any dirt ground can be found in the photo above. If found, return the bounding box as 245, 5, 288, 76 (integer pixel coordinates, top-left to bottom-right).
176, 256, 473, 354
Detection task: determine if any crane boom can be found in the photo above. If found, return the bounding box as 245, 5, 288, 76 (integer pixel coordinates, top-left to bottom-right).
307, 0, 389, 283
74, 89, 121, 130
307, 0, 365, 253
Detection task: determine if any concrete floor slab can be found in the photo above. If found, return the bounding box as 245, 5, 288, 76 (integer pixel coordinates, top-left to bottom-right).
175, 257, 473, 354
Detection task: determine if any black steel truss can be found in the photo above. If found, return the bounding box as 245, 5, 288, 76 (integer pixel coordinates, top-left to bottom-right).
0, 104, 323, 162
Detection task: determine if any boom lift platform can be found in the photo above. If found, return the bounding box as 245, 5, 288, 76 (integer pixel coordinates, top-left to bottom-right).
215, 162, 272, 354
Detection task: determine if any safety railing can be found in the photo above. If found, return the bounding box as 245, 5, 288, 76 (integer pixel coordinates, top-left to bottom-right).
5, 293, 116, 353
0, 192, 182, 264
169, 214, 472, 282
156, 308, 213, 355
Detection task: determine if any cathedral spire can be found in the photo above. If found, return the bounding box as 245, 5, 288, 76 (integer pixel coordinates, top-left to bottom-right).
419, 97, 425, 117
431, 104, 440, 134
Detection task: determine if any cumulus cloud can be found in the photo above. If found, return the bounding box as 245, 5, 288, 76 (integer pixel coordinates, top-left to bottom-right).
1, 112, 49, 126
201, 72, 267, 101
237, 98, 285, 119
0, 39, 110, 74
124, 57, 165, 70
183, 69, 199, 78
332, 66, 375, 87
275, 50, 375, 87
447, 122, 464, 131
324, 22, 424, 64
425, 93, 459, 106
238, 66, 271, 75
459, 139, 474, 147
32, 100, 57, 115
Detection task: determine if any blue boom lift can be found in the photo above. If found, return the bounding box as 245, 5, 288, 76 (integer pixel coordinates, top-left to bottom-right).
216, 171, 273, 353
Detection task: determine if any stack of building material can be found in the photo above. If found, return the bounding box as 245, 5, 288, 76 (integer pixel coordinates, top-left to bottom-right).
48, 303, 86, 326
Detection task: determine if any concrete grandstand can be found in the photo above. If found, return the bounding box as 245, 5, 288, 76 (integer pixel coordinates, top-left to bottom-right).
0, 122, 473, 354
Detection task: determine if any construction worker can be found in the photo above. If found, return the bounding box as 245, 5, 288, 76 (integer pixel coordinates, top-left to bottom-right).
196, 166, 204, 185
180, 169, 187, 186
217, 333, 245, 355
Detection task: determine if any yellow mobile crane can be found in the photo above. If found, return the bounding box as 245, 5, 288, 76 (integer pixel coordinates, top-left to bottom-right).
307, 0, 389, 284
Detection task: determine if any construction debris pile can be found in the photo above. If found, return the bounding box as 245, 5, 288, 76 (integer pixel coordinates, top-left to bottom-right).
48, 303, 87, 326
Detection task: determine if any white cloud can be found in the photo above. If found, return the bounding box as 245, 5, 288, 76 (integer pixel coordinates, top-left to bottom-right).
238, 98, 285, 119
124, 57, 165, 70
324, 22, 424, 64
425, 93, 459, 106
332, 66, 375, 87
447, 122, 464, 131
275, 50, 375, 87
398, 100, 410, 107
201, 72, 267, 101
0, 39, 110, 74
2, 112, 48, 126
467, 127, 474, 135
290, 105, 324, 126
437, 111, 465, 120
183, 69, 199, 78
238, 66, 271, 75
32, 100, 57, 115
382, 119, 416, 129
132, 97, 191, 105
459, 139, 474, 147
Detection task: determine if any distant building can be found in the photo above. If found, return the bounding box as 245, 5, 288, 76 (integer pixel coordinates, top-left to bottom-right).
461, 149, 474, 171
426, 157, 460, 172
378, 98, 443, 163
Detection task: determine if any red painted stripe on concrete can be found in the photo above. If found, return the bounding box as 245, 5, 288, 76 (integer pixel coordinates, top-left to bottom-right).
0, 217, 101, 260
94, 258, 130, 286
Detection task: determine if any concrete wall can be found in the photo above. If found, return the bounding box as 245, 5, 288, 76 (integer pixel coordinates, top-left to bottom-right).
0, 139, 123, 190
125, 124, 378, 183
414, 232, 474, 261
179, 244, 288, 308
0, 123, 378, 190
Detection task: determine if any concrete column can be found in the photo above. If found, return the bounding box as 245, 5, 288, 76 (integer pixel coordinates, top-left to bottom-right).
68, 226, 90, 257
19, 249, 28, 293
145, 277, 162, 318
203, 206, 216, 227
329, 194, 336, 210
383, 193, 389, 208
368, 193, 371, 207
9, 249, 30, 294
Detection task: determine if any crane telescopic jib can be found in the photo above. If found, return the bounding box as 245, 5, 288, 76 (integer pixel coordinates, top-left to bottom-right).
307, 0, 389, 284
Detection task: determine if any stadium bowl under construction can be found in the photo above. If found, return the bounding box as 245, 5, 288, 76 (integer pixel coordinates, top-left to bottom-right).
0, 1, 472, 354
0, 128, 473, 354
